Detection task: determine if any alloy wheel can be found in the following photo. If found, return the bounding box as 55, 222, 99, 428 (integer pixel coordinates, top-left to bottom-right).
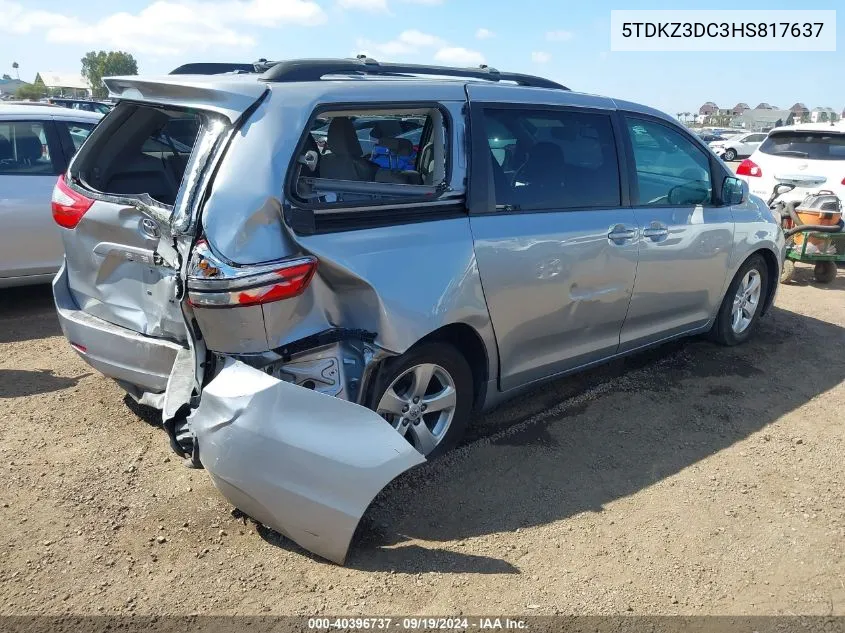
376, 363, 457, 456
731, 269, 762, 334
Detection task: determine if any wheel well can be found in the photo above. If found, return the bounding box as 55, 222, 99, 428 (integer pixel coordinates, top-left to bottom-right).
753, 248, 779, 315
415, 323, 490, 411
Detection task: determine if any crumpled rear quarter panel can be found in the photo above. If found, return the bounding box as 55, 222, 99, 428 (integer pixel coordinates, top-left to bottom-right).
189, 360, 425, 564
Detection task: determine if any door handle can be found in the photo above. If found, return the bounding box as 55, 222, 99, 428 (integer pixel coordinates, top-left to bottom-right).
607, 224, 637, 242
642, 223, 669, 241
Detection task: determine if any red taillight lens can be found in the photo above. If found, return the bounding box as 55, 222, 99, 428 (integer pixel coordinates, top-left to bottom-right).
234, 262, 317, 307
51, 175, 94, 229
736, 159, 762, 178
841, 176, 845, 185
187, 241, 318, 308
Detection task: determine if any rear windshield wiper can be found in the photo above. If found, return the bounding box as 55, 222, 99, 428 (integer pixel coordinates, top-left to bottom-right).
772, 150, 810, 158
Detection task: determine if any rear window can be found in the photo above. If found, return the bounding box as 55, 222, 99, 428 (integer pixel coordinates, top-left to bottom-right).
70, 103, 204, 206
759, 131, 845, 161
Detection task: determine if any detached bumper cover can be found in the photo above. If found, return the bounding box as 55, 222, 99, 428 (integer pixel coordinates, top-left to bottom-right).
189, 360, 425, 564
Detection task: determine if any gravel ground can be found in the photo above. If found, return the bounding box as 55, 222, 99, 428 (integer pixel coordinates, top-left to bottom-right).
1, 266, 843, 616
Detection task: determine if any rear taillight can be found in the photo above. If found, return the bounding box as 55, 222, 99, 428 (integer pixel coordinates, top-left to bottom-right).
51, 175, 94, 229
841, 176, 845, 185
736, 159, 762, 177
186, 240, 317, 308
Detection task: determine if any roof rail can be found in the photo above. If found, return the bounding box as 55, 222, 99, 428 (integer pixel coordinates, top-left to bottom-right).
169, 60, 278, 75
259, 57, 568, 90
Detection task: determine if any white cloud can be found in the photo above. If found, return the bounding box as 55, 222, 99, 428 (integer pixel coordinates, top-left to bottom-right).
357, 29, 483, 66
531, 51, 551, 63
434, 46, 484, 66
475, 28, 494, 39
357, 29, 445, 57
400, 0, 444, 4
546, 29, 574, 41
337, 0, 389, 11
0, 0, 326, 56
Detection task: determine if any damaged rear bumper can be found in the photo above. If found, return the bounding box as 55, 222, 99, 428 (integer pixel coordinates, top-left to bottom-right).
189, 360, 425, 564
53, 262, 183, 394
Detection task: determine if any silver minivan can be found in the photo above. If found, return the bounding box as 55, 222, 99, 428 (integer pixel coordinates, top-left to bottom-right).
53, 59, 783, 563
0, 104, 100, 287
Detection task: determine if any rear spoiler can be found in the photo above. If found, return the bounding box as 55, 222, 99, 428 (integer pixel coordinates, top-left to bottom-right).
102, 75, 267, 123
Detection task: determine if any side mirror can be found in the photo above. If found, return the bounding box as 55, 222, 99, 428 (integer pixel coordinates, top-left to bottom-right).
722, 176, 747, 205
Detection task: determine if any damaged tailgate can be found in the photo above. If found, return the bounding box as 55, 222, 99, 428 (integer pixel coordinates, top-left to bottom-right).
189, 360, 425, 564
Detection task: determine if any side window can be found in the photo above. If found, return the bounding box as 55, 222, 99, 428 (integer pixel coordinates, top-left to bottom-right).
0, 120, 56, 175
62, 122, 96, 152
748, 134, 766, 143
625, 118, 713, 207
481, 107, 621, 211
292, 106, 449, 207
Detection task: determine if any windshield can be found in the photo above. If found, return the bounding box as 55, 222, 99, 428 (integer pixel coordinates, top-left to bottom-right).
759, 131, 845, 160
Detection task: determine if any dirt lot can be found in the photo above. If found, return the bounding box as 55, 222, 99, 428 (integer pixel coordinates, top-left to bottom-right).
1, 267, 844, 616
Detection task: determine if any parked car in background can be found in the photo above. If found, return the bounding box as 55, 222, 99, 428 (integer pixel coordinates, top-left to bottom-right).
0, 104, 101, 287
737, 123, 845, 203
52, 58, 783, 565
710, 132, 767, 161
47, 98, 112, 115
696, 132, 727, 143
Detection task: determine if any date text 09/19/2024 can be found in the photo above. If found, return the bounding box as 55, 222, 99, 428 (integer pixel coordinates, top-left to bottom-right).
307, 617, 529, 630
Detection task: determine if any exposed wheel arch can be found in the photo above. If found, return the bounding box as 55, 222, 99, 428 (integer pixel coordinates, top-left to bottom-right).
366, 323, 491, 414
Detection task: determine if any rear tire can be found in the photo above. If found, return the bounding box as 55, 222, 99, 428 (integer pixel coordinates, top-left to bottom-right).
780, 259, 796, 283
368, 342, 473, 460
814, 261, 837, 284
723, 148, 737, 161
710, 254, 768, 346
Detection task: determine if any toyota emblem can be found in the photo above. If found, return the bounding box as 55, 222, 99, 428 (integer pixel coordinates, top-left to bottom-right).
140, 217, 161, 239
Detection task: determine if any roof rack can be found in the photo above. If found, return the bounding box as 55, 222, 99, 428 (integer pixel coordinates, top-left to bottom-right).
259, 57, 568, 90
169, 60, 278, 75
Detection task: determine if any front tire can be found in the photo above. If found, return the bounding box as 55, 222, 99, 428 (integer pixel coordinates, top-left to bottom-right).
723, 148, 737, 161
368, 342, 473, 459
710, 254, 768, 346
814, 261, 837, 284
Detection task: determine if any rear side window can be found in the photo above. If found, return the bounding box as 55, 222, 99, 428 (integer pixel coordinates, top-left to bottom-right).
759, 131, 845, 160
0, 120, 56, 175
291, 106, 449, 207
64, 122, 95, 152
625, 118, 713, 206
480, 107, 621, 211
71, 103, 203, 206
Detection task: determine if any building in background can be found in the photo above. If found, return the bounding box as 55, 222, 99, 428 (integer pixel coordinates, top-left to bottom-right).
731, 108, 791, 132
33, 72, 90, 98
810, 107, 839, 123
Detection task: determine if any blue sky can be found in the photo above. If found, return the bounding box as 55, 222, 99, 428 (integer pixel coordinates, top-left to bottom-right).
1, 0, 842, 115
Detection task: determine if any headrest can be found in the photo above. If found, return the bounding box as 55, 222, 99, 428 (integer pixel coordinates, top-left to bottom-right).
326, 117, 362, 157
378, 137, 414, 156
370, 119, 404, 140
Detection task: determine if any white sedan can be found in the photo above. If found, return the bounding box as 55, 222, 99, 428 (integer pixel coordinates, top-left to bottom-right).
710, 132, 768, 162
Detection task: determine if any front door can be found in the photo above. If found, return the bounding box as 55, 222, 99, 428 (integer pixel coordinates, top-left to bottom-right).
618, 116, 734, 351
468, 102, 638, 391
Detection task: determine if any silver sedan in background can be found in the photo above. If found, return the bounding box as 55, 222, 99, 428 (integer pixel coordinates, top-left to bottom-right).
0, 104, 101, 287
